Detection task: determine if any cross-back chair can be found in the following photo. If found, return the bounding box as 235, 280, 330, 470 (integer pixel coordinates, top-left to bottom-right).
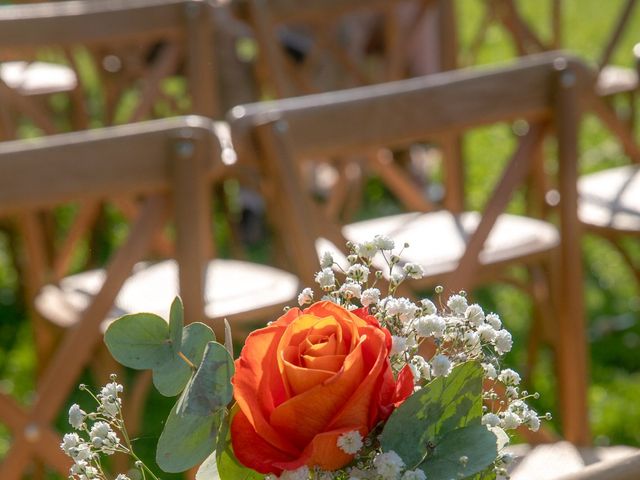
0, 116, 299, 479
229, 52, 591, 445
234, 0, 461, 223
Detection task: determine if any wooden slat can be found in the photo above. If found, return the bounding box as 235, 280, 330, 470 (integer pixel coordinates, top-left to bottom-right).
0, 0, 202, 48
230, 53, 594, 162
0, 116, 220, 214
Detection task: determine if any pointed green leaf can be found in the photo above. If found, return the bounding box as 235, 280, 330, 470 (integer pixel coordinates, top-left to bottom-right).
104, 313, 172, 369
153, 322, 216, 397
419, 425, 498, 479
180, 342, 234, 416
215, 407, 263, 480
224, 318, 233, 359
380, 361, 484, 469
156, 397, 224, 473
169, 296, 184, 354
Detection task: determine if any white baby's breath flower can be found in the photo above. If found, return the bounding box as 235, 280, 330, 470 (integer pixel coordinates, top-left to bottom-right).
71, 442, 94, 462
477, 324, 497, 342
356, 241, 378, 258
447, 294, 468, 315
361, 288, 380, 307
60, 433, 81, 455
297, 287, 314, 306
340, 282, 362, 299
482, 413, 501, 427
482, 363, 498, 379
402, 263, 424, 280
501, 411, 521, 430
374, 451, 405, 480
401, 469, 426, 480
494, 329, 513, 354
498, 368, 521, 386
420, 299, 437, 315
115, 475, 132, 480
373, 234, 395, 251
337, 430, 364, 455
315, 268, 336, 289
414, 314, 446, 338
505, 386, 519, 399
410, 356, 431, 382
320, 251, 334, 269
523, 411, 541, 432
465, 304, 485, 326
347, 264, 370, 283
98, 382, 123, 417
431, 354, 452, 377
391, 336, 408, 355
68, 404, 86, 429
398, 299, 419, 323
463, 331, 480, 349
390, 271, 405, 286
280, 466, 310, 480
89, 421, 119, 452
486, 313, 502, 330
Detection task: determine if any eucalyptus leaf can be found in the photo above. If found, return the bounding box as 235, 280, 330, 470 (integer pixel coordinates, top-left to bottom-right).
153, 322, 216, 397
169, 296, 184, 354
215, 408, 263, 480
156, 397, 224, 473
180, 341, 234, 416
419, 424, 499, 479
380, 361, 484, 469
104, 313, 172, 369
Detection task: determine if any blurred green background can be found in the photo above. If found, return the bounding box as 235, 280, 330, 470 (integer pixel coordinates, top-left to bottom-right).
0, 0, 639, 478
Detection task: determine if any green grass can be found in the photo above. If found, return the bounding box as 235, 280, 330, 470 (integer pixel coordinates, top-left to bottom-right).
1, 0, 640, 477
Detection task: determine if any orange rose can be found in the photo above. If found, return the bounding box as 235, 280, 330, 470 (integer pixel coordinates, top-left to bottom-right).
231, 301, 413, 475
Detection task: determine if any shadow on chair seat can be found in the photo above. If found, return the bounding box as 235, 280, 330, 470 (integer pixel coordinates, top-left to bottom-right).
36, 258, 299, 333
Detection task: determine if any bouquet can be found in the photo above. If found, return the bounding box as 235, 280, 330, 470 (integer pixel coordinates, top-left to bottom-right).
61, 236, 546, 480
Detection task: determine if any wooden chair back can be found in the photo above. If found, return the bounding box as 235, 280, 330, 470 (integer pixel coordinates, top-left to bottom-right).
239, 0, 456, 98
229, 52, 592, 444
0, 115, 221, 480
0, 0, 219, 139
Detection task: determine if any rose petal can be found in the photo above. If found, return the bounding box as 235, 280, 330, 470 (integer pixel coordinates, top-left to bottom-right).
393, 364, 415, 407
283, 359, 334, 395
231, 408, 308, 475
233, 310, 300, 455
269, 340, 367, 445
302, 353, 345, 372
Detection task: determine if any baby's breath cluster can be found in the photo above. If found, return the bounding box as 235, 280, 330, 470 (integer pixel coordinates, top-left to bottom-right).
61, 375, 158, 480
283, 237, 549, 480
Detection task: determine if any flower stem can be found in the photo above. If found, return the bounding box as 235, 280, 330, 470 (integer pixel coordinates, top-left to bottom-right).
178, 351, 197, 371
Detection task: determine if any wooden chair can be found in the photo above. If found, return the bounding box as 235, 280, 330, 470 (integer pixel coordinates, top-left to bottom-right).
0, 116, 299, 479
229, 52, 591, 445
558, 452, 640, 480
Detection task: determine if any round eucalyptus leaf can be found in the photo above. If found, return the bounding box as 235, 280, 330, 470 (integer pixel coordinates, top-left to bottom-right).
153, 322, 216, 397
104, 313, 172, 369
419, 424, 499, 479
156, 398, 224, 473
179, 341, 234, 416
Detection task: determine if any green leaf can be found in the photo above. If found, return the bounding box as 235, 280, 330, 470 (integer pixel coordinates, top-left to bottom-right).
180, 342, 234, 416
380, 361, 484, 469
419, 425, 499, 479
215, 407, 264, 480
104, 313, 172, 369
224, 318, 233, 358
169, 296, 184, 354
156, 396, 224, 473
153, 322, 216, 397
195, 450, 218, 480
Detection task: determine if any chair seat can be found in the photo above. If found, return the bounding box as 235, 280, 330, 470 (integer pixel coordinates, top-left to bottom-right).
0, 61, 77, 96
596, 65, 638, 96
35, 259, 299, 330
578, 165, 640, 233
320, 211, 559, 280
